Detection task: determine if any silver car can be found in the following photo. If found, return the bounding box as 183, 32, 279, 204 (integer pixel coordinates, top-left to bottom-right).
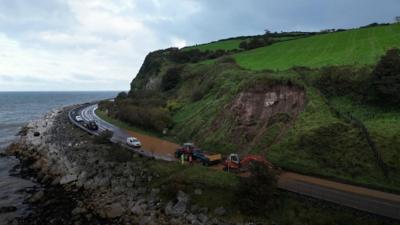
126, 137, 141, 148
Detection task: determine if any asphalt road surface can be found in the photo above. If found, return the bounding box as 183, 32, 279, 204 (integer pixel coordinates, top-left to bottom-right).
71, 103, 400, 220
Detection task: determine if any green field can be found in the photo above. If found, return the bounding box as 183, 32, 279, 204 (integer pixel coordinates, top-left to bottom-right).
184, 39, 244, 51
234, 24, 400, 70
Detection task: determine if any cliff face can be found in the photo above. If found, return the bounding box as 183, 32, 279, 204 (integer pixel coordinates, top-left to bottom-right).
130, 48, 176, 92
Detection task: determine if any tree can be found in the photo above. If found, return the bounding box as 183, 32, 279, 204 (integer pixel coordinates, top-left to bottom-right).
396, 16, 400, 23
116, 91, 128, 100
372, 48, 400, 104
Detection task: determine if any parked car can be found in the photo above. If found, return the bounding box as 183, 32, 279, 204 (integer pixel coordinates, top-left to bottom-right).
126, 137, 142, 148
75, 115, 83, 122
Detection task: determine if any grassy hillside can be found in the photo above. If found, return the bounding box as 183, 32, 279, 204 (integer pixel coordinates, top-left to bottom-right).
103, 23, 400, 194
234, 24, 400, 70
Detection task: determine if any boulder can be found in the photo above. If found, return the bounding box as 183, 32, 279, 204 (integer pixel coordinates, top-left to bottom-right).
214, 207, 227, 216
29, 190, 44, 203
177, 190, 189, 203
197, 213, 208, 223
0, 206, 17, 214
104, 203, 124, 218
185, 213, 197, 224
60, 174, 77, 185
173, 200, 187, 216
131, 203, 144, 216
71, 207, 87, 215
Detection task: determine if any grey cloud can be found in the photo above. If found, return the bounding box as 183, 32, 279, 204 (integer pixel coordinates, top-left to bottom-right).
1, 0, 400, 91
145, 0, 400, 45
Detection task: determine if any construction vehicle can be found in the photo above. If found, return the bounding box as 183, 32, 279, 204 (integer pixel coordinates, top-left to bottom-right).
224, 153, 269, 172
175, 143, 221, 166
175, 143, 199, 159
192, 150, 222, 166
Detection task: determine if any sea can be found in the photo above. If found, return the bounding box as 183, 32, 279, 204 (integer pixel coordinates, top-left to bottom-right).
0, 91, 118, 224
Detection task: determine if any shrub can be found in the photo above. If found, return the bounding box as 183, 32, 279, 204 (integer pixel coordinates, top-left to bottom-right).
371, 48, 400, 104
314, 66, 371, 100
191, 89, 204, 102
117, 105, 171, 132
235, 162, 277, 215
168, 48, 228, 64
161, 67, 182, 91
239, 36, 274, 50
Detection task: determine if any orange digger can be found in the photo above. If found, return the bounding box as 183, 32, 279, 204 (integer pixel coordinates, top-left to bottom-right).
223, 153, 270, 172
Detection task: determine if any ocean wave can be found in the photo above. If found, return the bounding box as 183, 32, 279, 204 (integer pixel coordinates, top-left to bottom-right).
0, 122, 25, 131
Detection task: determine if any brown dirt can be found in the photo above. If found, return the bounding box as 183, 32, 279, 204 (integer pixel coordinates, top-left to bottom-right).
126, 130, 180, 158
215, 84, 306, 149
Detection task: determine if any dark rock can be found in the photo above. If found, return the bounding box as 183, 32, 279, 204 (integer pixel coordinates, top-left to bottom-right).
104, 203, 124, 218
198, 213, 208, 223
33, 131, 40, 137
214, 206, 227, 216
177, 190, 189, 203
28, 190, 44, 203
0, 206, 17, 214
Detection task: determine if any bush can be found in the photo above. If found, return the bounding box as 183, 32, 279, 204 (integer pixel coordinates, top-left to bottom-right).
117, 105, 171, 132
94, 130, 113, 144
235, 162, 277, 215
371, 48, 400, 104
161, 67, 182, 91
239, 36, 274, 50
168, 48, 228, 64
314, 66, 371, 100
191, 89, 204, 102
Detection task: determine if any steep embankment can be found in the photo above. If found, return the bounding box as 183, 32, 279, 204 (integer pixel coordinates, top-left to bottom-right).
107, 23, 400, 192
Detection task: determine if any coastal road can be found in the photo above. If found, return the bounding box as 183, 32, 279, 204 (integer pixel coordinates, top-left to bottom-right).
70, 103, 400, 220
70, 103, 175, 161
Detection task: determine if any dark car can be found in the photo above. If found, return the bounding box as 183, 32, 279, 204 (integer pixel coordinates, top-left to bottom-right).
83, 120, 98, 131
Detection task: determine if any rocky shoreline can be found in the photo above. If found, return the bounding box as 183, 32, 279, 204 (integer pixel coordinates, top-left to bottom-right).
4, 106, 233, 225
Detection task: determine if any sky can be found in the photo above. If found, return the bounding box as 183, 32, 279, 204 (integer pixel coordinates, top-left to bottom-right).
0, 0, 399, 91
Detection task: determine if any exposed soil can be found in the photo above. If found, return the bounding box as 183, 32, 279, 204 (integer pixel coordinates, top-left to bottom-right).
214, 84, 306, 148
